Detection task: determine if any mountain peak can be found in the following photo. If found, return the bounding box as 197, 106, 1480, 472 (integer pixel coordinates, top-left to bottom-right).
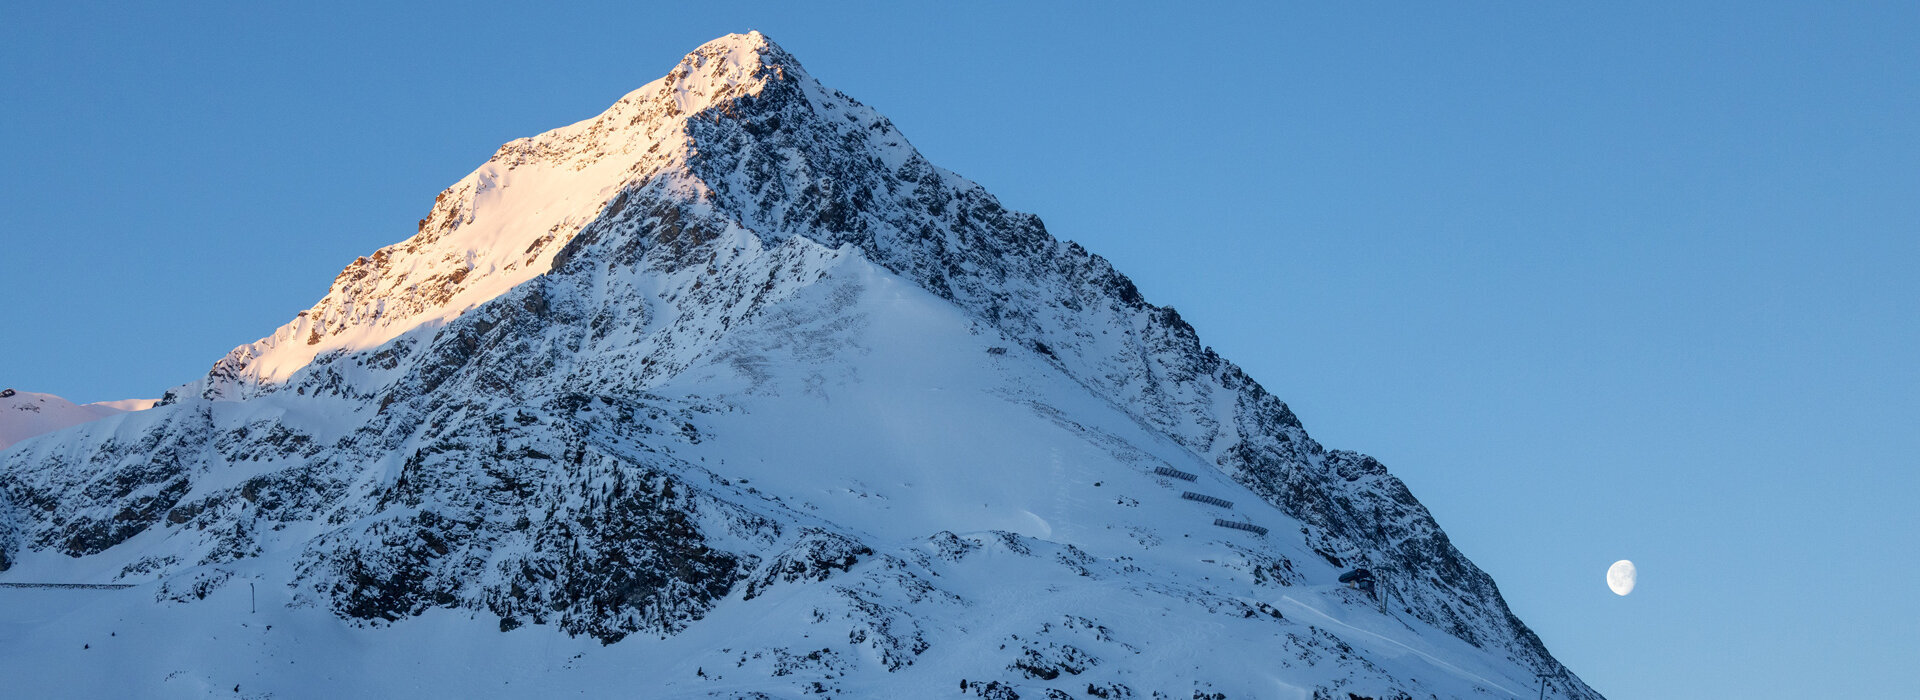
633, 30, 803, 116
687, 30, 786, 65
4, 31, 1600, 699
676, 30, 792, 81
174, 30, 870, 401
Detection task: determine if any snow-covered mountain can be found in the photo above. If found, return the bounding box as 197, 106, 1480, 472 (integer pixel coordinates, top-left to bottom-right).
0, 389, 153, 450
0, 32, 1600, 699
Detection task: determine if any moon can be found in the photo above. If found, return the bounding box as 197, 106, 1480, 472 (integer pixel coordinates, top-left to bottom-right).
1607, 560, 1637, 596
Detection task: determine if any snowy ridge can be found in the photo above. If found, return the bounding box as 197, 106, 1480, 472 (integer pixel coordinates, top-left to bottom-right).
0, 390, 152, 450
0, 33, 1601, 699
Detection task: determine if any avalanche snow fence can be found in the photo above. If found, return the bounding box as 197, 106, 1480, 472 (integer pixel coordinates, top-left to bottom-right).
1154, 466, 1198, 481
1181, 492, 1234, 509
1213, 519, 1268, 536
0, 583, 135, 590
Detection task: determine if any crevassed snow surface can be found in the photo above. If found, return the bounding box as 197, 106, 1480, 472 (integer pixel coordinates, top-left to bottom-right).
0, 32, 1601, 700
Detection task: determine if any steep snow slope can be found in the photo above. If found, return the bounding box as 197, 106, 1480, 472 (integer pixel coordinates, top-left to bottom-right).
0, 390, 153, 450
0, 32, 1600, 699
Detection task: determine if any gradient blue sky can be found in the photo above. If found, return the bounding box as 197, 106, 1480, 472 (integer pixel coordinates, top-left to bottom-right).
3, 3, 1915, 697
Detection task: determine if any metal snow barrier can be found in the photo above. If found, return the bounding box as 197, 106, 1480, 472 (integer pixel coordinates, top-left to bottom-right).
1213, 519, 1268, 536
1181, 492, 1233, 509
1154, 466, 1198, 481
0, 582, 134, 590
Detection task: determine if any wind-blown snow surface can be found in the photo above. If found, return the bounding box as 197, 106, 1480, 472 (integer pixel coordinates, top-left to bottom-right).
0, 390, 153, 450
0, 33, 1600, 699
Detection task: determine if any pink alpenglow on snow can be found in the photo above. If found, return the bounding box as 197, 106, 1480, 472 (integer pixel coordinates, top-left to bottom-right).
0, 389, 154, 450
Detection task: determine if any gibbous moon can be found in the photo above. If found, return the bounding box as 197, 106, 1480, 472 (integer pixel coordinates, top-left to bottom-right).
1607, 560, 1637, 596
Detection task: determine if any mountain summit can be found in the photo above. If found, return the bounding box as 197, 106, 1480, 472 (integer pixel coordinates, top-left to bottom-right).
193, 31, 816, 397
0, 33, 1601, 699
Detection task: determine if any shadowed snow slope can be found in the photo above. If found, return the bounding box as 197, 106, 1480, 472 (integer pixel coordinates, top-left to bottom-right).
0, 32, 1601, 700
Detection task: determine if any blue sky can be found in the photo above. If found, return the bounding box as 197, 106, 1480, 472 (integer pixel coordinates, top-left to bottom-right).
3, 3, 1915, 697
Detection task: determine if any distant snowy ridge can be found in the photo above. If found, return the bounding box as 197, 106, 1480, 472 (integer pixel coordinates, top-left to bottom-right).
0, 390, 153, 450
86, 397, 160, 412
0, 32, 1602, 699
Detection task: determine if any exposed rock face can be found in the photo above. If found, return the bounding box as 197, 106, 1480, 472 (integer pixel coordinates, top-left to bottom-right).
0, 32, 1600, 699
